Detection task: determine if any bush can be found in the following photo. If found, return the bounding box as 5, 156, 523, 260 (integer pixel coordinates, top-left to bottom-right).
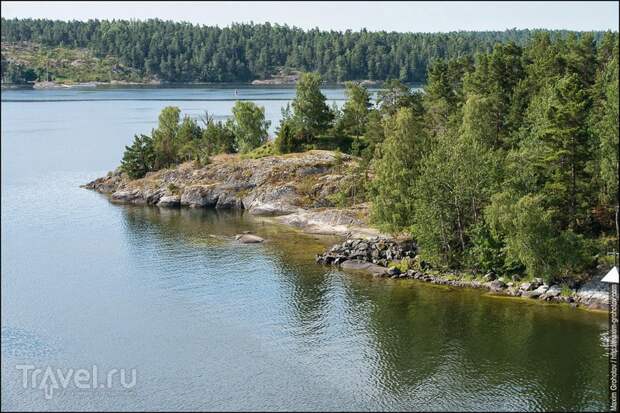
274, 120, 297, 154
486, 193, 591, 284
230, 101, 270, 153
466, 222, 524, 275
311, 135, 355, 152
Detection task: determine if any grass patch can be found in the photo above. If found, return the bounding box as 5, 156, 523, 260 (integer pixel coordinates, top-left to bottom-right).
240, 142, 276, 159
167, 183, 181, 195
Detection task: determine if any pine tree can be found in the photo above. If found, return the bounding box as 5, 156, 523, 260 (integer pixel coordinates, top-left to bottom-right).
370, 107, 427, 233
291, 72, 333, 137
120, 134, 156, 179
340, 81, 371, 137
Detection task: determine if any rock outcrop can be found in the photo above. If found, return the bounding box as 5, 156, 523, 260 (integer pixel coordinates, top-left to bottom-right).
83, 150, 378, 237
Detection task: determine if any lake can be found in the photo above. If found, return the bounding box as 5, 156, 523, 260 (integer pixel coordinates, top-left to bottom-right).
0, 87, 609, 411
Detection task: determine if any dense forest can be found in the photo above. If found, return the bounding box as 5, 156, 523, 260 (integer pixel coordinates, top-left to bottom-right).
118, 30, 619, 284
0, 18, 608, 83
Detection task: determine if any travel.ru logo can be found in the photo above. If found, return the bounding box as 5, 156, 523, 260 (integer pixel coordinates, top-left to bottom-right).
16, 364, 137, 399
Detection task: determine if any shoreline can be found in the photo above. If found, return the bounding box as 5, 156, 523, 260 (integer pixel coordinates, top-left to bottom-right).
2, 79, 415, 91
315, 238, 610, 312
82, 151, 610, 313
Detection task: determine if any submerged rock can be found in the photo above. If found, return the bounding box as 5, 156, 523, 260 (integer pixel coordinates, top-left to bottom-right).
235, 234, 264, 244
340, 260, 388, 277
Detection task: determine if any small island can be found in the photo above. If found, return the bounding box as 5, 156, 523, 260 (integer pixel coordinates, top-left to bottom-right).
85, 31, 618, 312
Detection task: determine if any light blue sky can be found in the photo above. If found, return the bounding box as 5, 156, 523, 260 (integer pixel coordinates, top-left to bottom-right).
1, 1, 618, 32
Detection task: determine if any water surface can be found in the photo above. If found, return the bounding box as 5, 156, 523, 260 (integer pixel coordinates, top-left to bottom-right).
1, 87, 609, 411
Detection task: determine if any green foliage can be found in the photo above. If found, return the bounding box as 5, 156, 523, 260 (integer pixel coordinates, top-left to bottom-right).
0, 42, 145, 84
152, 106, 182, 168
118, 104, 266, 177
465, 222, 523, 275
176, 116, 204, 162
560, 283, 573, 297
274, 120, 297, 154
310, 135, 355, 152
485, 193, 590, 284
242, 142, 276, 159
513, 73, 593, 231
376, 79, 422, 116
3, 19, 583, 84
201, 112, 236, 156
167, 183, 181, 195
1, 59, 36, 83
370, 107, 427, 233
389, 257, 414, 273
340, 81, 371, 136
291, 72, 334, 137
411, 127, 499, 267
230, 101, 270, 153
589, 36, 619, 237
400, 32, 617, 280
120, 134, 156, 179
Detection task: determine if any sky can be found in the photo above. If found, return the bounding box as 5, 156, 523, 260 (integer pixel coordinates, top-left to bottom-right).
1, 1, 618, 32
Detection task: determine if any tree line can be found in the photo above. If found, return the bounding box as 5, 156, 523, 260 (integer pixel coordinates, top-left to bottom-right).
0, 17, 608, 83
116, 30, 618, 284
370, 31, 619, 283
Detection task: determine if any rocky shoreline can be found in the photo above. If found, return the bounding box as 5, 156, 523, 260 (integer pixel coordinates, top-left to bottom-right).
83, 150, 610, 312
83, 151, 383, 238
316, 238, 610, 311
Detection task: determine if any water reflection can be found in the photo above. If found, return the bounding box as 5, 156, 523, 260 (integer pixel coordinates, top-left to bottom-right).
114, 204, 610, 411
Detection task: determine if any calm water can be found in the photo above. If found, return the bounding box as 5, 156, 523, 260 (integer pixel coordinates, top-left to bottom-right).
1, 87, 609, 411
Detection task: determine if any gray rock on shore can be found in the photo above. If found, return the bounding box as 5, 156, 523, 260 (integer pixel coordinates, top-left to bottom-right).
157, 194, 181, 207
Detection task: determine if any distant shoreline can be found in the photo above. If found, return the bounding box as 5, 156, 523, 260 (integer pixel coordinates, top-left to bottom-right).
1, 79, 422, 91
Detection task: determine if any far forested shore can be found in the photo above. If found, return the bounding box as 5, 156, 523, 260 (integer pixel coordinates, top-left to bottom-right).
1, 18, 613, 85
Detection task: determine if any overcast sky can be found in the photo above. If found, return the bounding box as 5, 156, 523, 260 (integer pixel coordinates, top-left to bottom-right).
1, 1, 618, 32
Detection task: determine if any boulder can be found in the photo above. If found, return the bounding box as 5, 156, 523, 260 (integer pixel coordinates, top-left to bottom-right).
519, 282, 533, 291
180, 185, 219, 207
487, 279, 506, 292
340, 260, 388, 277
235, 234, 264, 244
543, 285, 562, 299
522, 284, 549, 299
111, 189, 144, 203
157, 194, 181, 207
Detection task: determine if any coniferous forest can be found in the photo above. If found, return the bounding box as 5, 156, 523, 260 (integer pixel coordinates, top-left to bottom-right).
0, 18, 609, 83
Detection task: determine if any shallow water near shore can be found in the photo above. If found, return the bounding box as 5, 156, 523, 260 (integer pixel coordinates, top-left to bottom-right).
1, 87, 610, 411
